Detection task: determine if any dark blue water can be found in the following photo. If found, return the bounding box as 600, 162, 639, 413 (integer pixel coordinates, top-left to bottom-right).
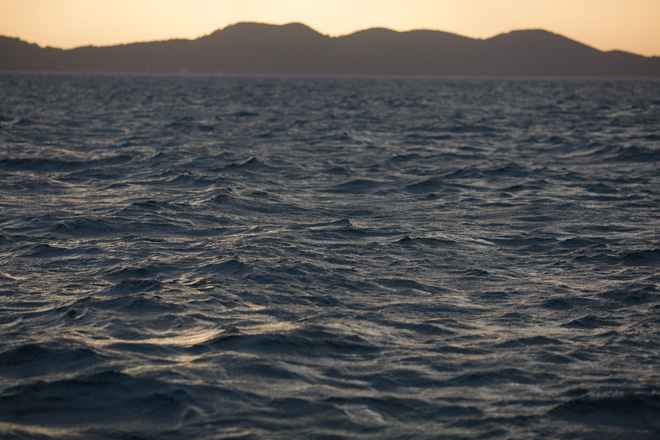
1, 74, 659, 439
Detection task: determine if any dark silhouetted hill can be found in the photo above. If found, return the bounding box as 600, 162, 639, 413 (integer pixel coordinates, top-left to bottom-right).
1, 22, 659, 76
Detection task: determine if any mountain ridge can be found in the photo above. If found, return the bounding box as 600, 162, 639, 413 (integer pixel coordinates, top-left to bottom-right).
1, 22, 659, 77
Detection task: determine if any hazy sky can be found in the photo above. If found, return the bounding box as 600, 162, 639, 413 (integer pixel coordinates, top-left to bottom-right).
2, 0, 659, 56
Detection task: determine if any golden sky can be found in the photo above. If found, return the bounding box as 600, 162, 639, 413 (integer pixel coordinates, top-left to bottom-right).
2, 0, 659, 56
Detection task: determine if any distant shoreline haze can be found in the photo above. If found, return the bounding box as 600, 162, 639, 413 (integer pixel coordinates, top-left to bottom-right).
1, 22, 659, 76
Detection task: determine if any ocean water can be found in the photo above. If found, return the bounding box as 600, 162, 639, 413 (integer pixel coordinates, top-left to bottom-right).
0, 73, 659, 439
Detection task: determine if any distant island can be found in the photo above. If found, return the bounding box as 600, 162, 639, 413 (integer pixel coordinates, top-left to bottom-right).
2, 22, 659, 77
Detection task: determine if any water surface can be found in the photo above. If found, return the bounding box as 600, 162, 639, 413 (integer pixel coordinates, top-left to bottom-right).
1, 74, 659, 439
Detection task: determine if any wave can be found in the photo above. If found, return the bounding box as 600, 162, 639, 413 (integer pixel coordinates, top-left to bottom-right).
0, 155, 133, 172
550, 391, 660, 431
0, 370, 192, 428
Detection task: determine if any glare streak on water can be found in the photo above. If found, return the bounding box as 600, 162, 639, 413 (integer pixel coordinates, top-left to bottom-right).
0, 74, 659, 439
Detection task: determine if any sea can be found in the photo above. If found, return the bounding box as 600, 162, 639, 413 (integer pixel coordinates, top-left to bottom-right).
0, 73, 659, 439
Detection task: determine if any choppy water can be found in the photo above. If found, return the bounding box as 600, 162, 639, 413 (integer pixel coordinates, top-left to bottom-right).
1, 73, 659, 439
